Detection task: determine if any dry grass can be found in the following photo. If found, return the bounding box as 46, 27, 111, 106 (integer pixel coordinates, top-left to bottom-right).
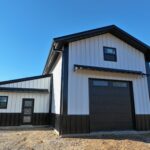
0, 128, 150, 150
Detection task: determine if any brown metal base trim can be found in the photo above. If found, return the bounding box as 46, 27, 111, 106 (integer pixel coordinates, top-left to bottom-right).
50, 113, 90, 135
60, 115, 90, 135
0, 113, 21, 126
0, 113, 50, 126
51, 114, 150, 135
135, 115, 150, 130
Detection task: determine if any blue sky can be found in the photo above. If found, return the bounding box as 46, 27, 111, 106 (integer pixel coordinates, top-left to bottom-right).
0, 0, 150, 81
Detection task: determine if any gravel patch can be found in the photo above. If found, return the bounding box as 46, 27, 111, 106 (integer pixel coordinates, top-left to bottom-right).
0, 128, 149, 150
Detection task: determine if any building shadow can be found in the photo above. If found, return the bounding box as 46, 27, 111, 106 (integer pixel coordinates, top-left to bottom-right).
0, 125, 53, 131
68, 132, 150, 144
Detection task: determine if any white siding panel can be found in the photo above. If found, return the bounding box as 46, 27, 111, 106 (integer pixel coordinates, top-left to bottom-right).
69, 33, 146, 73
68, 71, 150, 115
51, 56, 62, 114
0, 77, 51, 90
68, 33, 150, 115
0, 92, 49, 113
0, 77, 51, 113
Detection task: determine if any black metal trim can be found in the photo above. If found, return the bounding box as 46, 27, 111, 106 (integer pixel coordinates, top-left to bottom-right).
60, 44, 69, 115
51, 114, 90, 134
0, 87, 49, 93
44, 25, 150, 75
129, 82, 136, 129
32, 113, 50, 125
0, 74, 52, 85
145, 61, 150, 99
53, 25, 150, 53
59, 44, 69, 135
0, 113, 21, 126
74, 64, 144, 75
135, 115, 150, 130
50, 113, 61, 132
0, 113, 50, 126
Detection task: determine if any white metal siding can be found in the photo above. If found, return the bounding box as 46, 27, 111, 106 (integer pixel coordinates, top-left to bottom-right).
0, 77, 50, 89
0, 92, 49, 113
68, 33, 150, 115
51, 56, 62, 114
69, 33, 146, 73
0, 77, 51, 113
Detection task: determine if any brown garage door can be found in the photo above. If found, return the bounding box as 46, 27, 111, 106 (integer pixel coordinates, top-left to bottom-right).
89, 79, 135, 132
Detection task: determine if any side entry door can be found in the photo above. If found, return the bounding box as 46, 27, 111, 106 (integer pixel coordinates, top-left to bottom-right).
22, 99, 34, 125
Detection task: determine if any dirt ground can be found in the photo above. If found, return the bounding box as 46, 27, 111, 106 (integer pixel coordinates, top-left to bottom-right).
0, 128, 150, 150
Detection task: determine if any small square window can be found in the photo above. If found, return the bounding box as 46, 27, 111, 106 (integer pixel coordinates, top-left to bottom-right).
24, 101, 33, 107
0, 96, 8, 109
93, 80, 108, 87
112, 82, 128, 88
103, 47, 117, 62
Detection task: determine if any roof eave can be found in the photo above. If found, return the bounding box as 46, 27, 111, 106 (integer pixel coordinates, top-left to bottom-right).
43, 41, 63, 75
53, 25, 150, 53
43, 25, 150, 74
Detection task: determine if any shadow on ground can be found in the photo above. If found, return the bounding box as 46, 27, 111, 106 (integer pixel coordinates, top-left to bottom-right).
0, 126, 53, 131
0, 127, 150, 145
69, 133, 150, 144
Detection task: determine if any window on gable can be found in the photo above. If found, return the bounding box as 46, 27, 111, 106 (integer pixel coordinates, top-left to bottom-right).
0, 96, 8, 109
103, 47, 117, 62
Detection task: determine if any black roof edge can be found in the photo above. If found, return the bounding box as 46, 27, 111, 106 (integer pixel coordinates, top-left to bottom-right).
53, 25, 114, 42
74, 64, 144, 75
42, 41, 63, 75
111, 25, 150, 49
43, 25, 150, 74
53, 25, 150, 52
43, 41, 54, 75
0, 74, 52, 85
0, 87, 49, 93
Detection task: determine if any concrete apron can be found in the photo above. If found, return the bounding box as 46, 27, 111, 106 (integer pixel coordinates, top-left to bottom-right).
61, 130, 150, 138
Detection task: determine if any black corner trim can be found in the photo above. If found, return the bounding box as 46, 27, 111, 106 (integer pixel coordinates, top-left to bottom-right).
60, 44, 69, 115
0, 74, 52, 85
74, 64, 144, 75
145, 61, 150, 99
0, 87, 49, 93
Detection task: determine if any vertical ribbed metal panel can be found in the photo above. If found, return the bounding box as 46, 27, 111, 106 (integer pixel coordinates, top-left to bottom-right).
0, 77, 51, 113
51, 56, 62, 114
0, 92, 50, 113
68, 33, 150, 115
0, 77, 50, 89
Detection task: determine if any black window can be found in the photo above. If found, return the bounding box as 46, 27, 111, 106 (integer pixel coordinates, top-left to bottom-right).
103, 47, 117, 61
93, 80, 108, 87
0, 96, 8, 109
112, 82, 128, 88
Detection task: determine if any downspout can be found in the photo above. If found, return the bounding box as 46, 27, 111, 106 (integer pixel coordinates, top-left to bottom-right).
49, 74, 53, 125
